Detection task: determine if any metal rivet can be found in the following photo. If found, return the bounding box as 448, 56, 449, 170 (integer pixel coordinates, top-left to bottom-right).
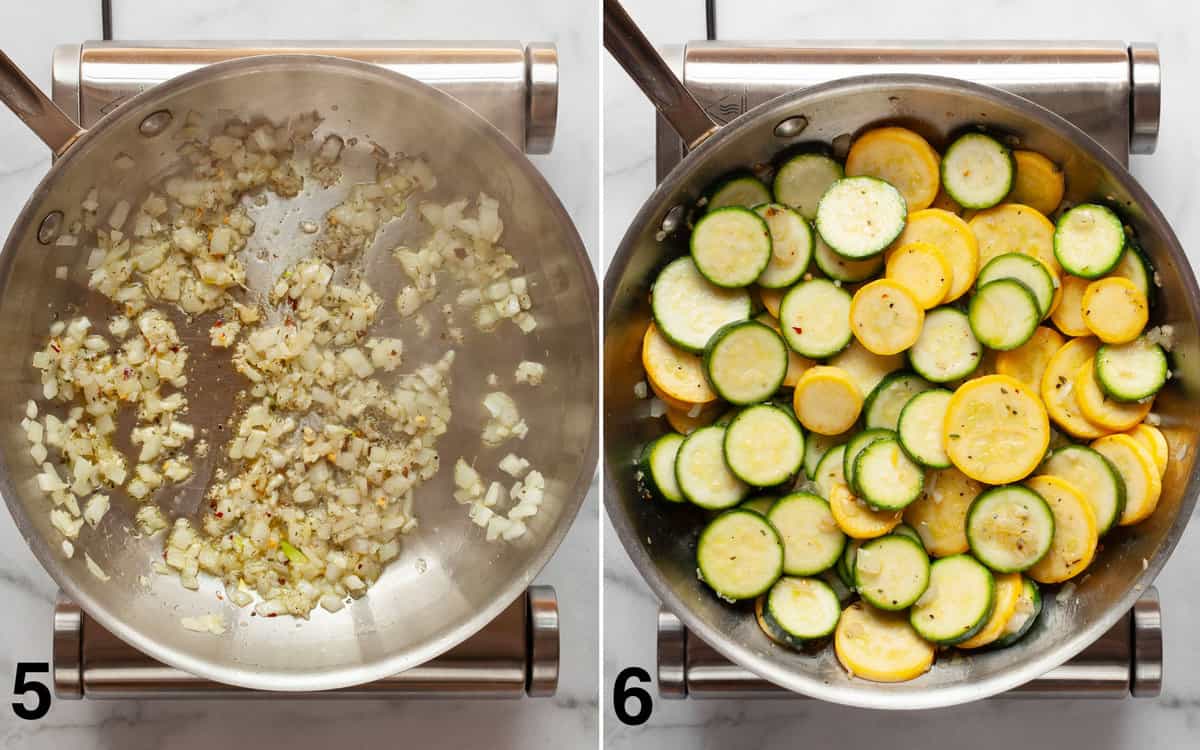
774, 115, 809, 138
138, 110, 173, 137
37, 211, 63, 245
661, 205, 685, 234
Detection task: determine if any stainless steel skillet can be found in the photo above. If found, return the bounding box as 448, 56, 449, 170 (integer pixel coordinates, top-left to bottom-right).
603, 0, 1199, 709
0, 51, 597, 692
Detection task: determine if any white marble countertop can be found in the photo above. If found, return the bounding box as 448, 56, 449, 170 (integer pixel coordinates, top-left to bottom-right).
0, 1, 599, 747
603, 0, 1200, 746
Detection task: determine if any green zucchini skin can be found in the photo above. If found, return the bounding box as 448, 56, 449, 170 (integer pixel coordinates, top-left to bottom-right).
991, 578, 1043, 649
1053, 203, 1126, 279
1094, 339, 1168, 403
702, 320, 789, 405
696, 509, 784, 601
705, 173, 773, 212
842, 428, 894, 496
940, 132, 1015, 210
638, 432, 686, 503
968, 278, 1040, 351
863, 372, 934, 431
690, 207, 773, 288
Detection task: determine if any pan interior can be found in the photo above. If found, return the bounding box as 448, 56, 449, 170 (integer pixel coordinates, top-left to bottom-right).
0, 55, 597, 691
604, 76, 1199, 709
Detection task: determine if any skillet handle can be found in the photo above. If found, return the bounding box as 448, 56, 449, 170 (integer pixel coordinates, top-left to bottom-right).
0, 50, 85, 156
604, 0, 718, 150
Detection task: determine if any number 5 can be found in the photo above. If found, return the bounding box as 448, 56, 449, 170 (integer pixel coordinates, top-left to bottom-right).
12, 662, 51, 720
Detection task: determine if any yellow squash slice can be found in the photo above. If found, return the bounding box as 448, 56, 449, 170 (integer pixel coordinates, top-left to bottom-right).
968, 203, 1060, 276
1074, 360, 1153, 431
1050, 275, 1091, 336
958, 572, 1024, 649
849, 280, 924, 355
828, 340, 905, 398
758, 285, 785, 319
835, 601, 934, 682
665, 402, 722, 435
944, 374, 1050, 484
995, 326, 1066, 390
1091, 434, 1162, 526
1127, 423, 1169, 477
892, 208, 979, 303
642, 323, 717, 408
1040, 337, 1106, 439
885, 241, 952, 308
756, 313, 815, 388
845, 126, 942, 211
793, 366, 863, 435
1010, 150, 1066, 216
1026, 475, 1099, 584
1081, 277, 1149, 344
829, 480, 903, 539
902, 467, 983, 557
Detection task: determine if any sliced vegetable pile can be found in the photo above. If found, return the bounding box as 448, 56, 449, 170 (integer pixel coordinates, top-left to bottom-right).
637, 125, 1173, 683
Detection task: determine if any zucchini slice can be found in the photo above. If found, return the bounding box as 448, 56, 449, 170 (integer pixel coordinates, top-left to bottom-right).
897, 389, 953, 468
829, 477, 904, 539
835, 601, 935, 682
1081, 277, 1149, 344
894, 208, 979, 303
854, 437, 925, 510
1041, 445, 1126, 535
755, 313, 814, 388
792, 366, 863, 436
908, 307, 982, 383
765, 576, 843, 642
837, 539, 862, 591
958, 571, 1024, 649
724, 404, 805, 486
854, 534, 931, 610
1049, 274, 1092, 337
642, 323, 717, 408
1010, 150, 1065, 216
1111, 243, 1155, 302
1025, 475, 1099, 584
864, 372, 934, 432
754, 203, 814, 288
706, 173, 772, 211
969, 203, 1060, 276
1054, 204, 1125, 279
843, 428, 894, 494
893, 522, 925, 549
651, 257, 752, 353
740, 495, 778, 516
941, 132, 1014, 210
805, 431, 849, 481
813, 233, 884, 282
814, 444, 850, 500
1074, 360, 1153, 431
910, 554, 995, 645
758, 285, 784, 318
968, 278, 1041, 351
965, 486, 1055, 572
773, 153, 844, 220
976, 252, 1057, 319
704, 320, 789, 405
829, 340, 905, 399
844, 126, 941, 212
995, 326, 1065, 391
903, 467, 983, 558
815, 176, 908, 259
768, 493, 847, 576
675, 426, 748, 510
639, 433, 686, 503
1095, 338, 1168, 402
1091, 434, 1162, 526
691, 207, 773, 288
992, 577, 1042, 648
1039, 337, 1106, 439
778, 279, 853, 358
696, 509, 784, 600
885, 241, 951, 309
1127, 423, 1168, 477
849, 279, 924, 356
755, 594, 803, 649
945, 375, 1049, 484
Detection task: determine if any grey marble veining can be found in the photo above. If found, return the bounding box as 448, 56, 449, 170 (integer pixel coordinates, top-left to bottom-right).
0, 0, 599, 747
604, 0, 1200, 747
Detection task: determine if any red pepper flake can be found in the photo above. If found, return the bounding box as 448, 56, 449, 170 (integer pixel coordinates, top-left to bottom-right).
213, 319, 224, 328
50, 342, 61, 353
215, 511, 224, 518
267, 613, 277, 618
792, 326, 803, 334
